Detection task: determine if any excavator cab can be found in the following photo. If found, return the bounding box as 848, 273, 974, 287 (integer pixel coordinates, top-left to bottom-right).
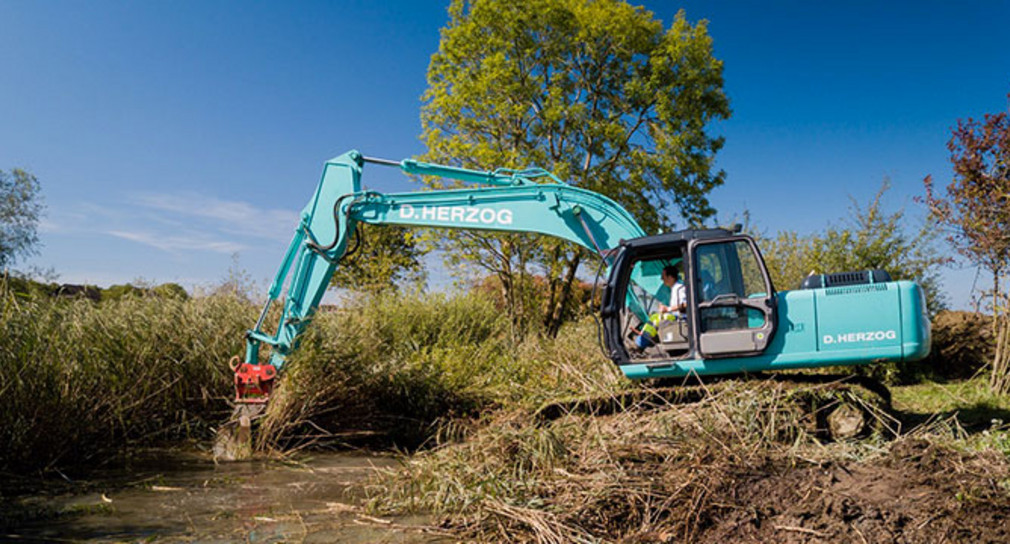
602, 228, 778, 367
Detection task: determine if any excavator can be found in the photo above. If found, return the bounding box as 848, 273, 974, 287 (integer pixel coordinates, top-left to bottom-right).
219, 150, 931, 457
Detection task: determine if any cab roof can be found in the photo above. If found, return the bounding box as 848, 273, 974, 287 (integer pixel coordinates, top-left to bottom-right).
620, 227, 740, 249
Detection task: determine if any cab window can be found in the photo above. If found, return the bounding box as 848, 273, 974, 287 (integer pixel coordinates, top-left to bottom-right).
618, 249, 691, 361
695, 240, 767, 331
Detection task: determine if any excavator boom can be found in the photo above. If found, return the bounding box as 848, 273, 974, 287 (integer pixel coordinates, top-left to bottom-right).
234, 150, 645, 402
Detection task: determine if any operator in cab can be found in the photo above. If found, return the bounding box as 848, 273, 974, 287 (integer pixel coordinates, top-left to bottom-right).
656, 265, 687, 316
634, 264, 687, 350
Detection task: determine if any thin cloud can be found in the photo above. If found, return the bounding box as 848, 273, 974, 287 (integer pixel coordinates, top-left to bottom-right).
132, 193, 298, 242
107, 230, 247, 254
42, 193, 294, 256
37, 218, 60, 234
37, 208, 94, 234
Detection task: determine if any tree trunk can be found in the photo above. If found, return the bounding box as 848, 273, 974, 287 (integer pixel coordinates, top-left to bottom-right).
542, 245, 562, 330
993, 268, 1001, 337
993, 314, 1010, 395
496, 241, 518, 338
545, 252, 582, 337
991, 269, 1010, 394
516, 239, 530, 334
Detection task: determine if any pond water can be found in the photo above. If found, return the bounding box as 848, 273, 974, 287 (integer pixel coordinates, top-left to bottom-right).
4, 451, 444, 543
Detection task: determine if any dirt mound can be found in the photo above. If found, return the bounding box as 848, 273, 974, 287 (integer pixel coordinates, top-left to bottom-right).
925, 310, 993, 380
699, 439, 1010, 543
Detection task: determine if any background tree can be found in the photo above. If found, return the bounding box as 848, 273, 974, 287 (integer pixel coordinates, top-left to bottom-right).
921, 94, 1010, 393
421, 0, 730, 335
101, 282, 190, 301
330, 225, 426, 295
760, 180, 947, 313
0, 168, 44, 269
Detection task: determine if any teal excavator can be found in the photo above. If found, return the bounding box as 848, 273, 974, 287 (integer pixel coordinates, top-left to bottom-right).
222, 150, 930, 454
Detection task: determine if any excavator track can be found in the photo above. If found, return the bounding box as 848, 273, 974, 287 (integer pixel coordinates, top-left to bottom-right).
535, 373, 896, 441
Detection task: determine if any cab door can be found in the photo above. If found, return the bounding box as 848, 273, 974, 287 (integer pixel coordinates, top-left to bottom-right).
691, 237, 777, 358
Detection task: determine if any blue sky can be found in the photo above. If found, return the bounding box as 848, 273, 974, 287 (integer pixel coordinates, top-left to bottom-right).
1, 1, 1008, 308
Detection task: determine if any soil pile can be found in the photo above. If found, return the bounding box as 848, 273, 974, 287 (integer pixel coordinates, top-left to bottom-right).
925, 310, 993, 380
700, 439, 1010, 543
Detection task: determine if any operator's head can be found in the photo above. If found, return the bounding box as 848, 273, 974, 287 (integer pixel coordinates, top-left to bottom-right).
661, 265, 678, 287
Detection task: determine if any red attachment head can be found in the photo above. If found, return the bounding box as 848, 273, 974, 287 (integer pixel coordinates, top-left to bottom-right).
231, 357, 276, 403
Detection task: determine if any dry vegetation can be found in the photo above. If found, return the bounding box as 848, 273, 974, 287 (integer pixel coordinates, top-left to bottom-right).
0, 282, 252, 474
368, 381, 1010, 543
3, 281, 1010, 542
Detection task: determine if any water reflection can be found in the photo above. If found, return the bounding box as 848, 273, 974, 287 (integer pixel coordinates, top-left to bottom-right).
4, 451, 441, 543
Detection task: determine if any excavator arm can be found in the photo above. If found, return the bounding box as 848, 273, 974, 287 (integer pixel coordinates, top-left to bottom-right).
233, 149, 647, 402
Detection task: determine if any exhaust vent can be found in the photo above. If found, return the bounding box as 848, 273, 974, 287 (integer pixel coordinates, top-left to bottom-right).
825, 284, 889, 296
800, 269, 892, 290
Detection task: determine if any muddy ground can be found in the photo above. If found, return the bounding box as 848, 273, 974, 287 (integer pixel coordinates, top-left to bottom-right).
696, 439, 1010, 544
377, 380, 1010, 543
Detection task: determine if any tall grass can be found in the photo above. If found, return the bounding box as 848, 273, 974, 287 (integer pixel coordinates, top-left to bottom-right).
0, 283, 253, 474
257, 291, 624, 451
1, 284, 625, 473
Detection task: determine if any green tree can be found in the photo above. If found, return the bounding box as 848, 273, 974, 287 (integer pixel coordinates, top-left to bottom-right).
152, 282, 190, 300
0, 168, 44, 268
330, 225, 426, 295
760, 180, 947, 313
101, 282, 190, 301
921, 94, 1010, 393
421, 0, 730, 335
102, 283, 147, 301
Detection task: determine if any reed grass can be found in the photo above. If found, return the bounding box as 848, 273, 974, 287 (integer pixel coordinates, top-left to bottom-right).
0, 282, 253, 474
0, 284, 624, 473
255, 291, 625, 451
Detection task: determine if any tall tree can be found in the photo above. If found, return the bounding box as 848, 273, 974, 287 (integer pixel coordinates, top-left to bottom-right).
921, 93, 1010, 393
330, 225, 426, 295
421, 0, 730, 335
0, 168, 44, 269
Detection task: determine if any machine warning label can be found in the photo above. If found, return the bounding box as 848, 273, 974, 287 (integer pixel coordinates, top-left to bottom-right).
397, 204, 514, 226
822, 330, 897, 344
